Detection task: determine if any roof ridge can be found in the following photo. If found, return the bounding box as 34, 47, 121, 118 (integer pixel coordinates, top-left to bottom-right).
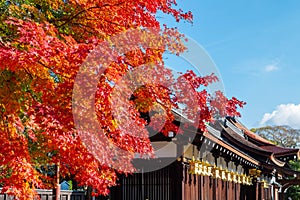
230, 118, 274, 145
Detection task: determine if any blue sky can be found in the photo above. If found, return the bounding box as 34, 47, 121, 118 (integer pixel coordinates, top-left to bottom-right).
160, 0, 300, 128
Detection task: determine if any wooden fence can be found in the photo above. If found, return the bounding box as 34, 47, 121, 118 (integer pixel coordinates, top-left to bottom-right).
0, 189, 85, 200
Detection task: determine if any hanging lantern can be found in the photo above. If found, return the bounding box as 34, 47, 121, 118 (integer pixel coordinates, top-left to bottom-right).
249, 168, 262, 178
202, 162, 209, 176
226, 170, 232, 182
221, 169, 227, 181
241, 174, 247, 185
189, 159, 204, 175
237, 174, 242, 184
196, 161, 203, 175
256, 170, 262, 177
249, 168, 257, 176
188, 158, 196, 174
207, 164, 213, 177
245, 176, 253, 185
212, 166, 221, 179
232, 172, 238, 183
262, 180, 269, 188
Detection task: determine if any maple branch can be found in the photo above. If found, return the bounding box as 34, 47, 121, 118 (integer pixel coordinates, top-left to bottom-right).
23, 67, 34, 80
36, 60, 71, 80
57, 2, 125, 28
85, 18, 125, 28
71, 22, 101, 35
103, 19, 127, 28
70, 22, 104, 40
21, 68, 43, 102
72, 19, 126, 37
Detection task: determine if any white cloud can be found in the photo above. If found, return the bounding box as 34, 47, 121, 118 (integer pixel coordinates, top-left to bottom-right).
260, 104, 300, 129
264, 64, 279, 72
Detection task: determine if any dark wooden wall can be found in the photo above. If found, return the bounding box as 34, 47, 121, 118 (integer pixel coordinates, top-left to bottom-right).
109, 161, 182, 200
107, 160, 274, 200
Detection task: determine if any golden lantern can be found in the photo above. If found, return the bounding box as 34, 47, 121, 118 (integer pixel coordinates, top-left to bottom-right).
237, 174, 242, 184
256, 170, 262, 177
221, 169, 227, 181
189, 159, 204, 175
231, 172, 238, 183
245, 176, 253, 185
241, 174, 247, 185
226, 170, 232, 182
249, 168, 261, 178
249, 168, 257, 176
202, 163, 207, 176
196, 161, 203, 175
262, 180, 268, 188
188, 159, 196, 174
201, 161, 211, 176
260, 175, 269, 188
207, 165, 213, 177
212, 166, 221, 179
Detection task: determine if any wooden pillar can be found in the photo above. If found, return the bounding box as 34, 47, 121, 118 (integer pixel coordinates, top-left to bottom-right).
220, 180, 225, 200
182, 162, 186, 200
52, 164, 60, 200
86, 186, 93, 200
200, 175, 204, 200
257, 182, 261, 200
246, 178, 258, 200
226, 181, 229, 200
267, 187, 272, 200
175, 161, 183, 200
236, 181, 241, 200
212, 177, 216, 200
227, 181, 232, 200
279, 186, 286, 200
255, 180, 259, 200
274, 185, 279, 200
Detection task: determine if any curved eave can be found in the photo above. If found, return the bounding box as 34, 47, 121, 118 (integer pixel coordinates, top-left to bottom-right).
275, 149, 300, 159
270, 153, 286, 167
174, 124, 260, 166
261, 145, 300, 159
203, 131, 260, 166
221, 126, 273, 157
227, 117, 274, 146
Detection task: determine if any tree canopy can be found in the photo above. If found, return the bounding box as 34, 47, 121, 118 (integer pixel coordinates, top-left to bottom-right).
251, 125, 300, 148
0, 0, 244, 199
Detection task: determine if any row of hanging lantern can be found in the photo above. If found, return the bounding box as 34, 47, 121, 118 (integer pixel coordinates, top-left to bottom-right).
188, 157, 253, 185
186, 145, 272, 188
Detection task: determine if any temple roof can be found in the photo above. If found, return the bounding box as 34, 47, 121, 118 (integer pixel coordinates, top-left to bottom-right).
225, 117, 300, 159
261, 145, 300, 158
227, 117, 274, 146
204, 125, 260, 166
166, 109, 300, 171
168, 109, 300, 188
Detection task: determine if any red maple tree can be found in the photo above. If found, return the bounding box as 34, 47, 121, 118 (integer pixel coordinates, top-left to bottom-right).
0, 0, 245, 199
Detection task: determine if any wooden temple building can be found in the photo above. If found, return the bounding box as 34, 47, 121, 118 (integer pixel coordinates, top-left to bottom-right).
106, 115, 300, 200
